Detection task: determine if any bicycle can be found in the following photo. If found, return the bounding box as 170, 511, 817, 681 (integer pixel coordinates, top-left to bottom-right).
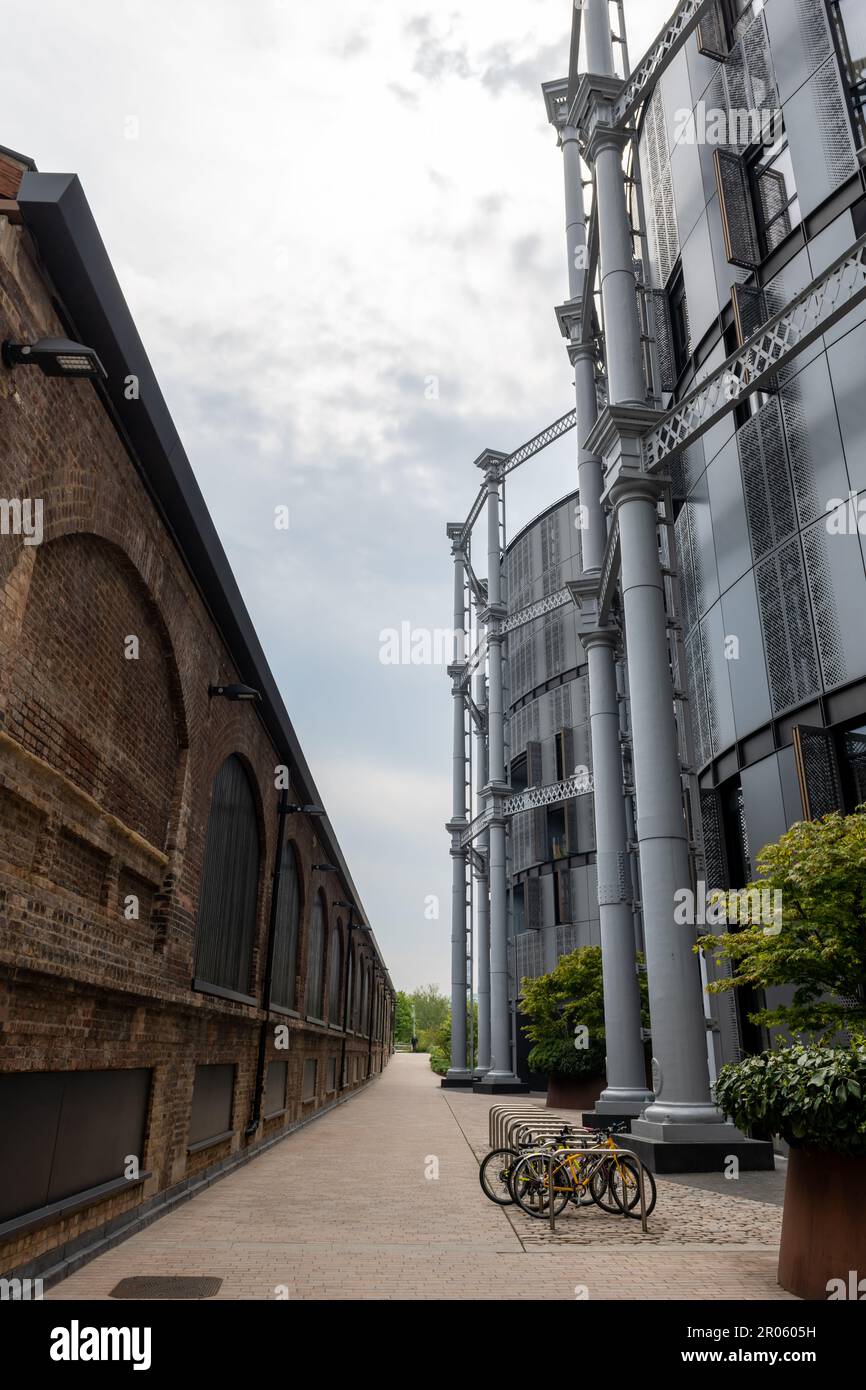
479, 1127, 573, 1206
510, 1122, 657, 1220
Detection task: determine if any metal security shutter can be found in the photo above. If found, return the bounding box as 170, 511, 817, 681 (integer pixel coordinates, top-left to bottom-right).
271, 842, 302, 1009
263, 1061, 288, 1118
194, 756, 260, 997
189, 1064, 235, 1148
0, 1069, 151, 1226
793, 726, 845, 820
304, 894, 327, 1018
756, 541, 821, 714
714, 150, 761, 269
327, 924, 343, 1022
697, 1, 729, 62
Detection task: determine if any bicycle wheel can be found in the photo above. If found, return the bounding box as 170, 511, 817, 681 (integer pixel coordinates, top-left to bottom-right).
479, 1148, 520, 1205
608, 1156, 657, 1218
588, 1164, 622, 1214
511, 1153, 570, 1219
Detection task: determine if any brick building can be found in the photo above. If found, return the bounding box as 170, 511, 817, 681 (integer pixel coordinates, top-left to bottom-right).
0, 146, 394, 1287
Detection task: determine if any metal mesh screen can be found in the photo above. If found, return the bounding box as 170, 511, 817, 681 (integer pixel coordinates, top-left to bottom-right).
756, 539, 820, 714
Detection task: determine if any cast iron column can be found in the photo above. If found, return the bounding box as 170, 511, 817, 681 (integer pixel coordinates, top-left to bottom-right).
555, 110, 652, 1113
444, 524, 472, 1084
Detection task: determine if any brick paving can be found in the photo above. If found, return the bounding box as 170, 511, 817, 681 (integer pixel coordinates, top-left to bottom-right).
46, 1055, 795, 1300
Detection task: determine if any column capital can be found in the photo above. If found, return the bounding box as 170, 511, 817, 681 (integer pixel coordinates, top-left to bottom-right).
472, 447, 508, 483
584, 402, 660, 477
570, 72, 625, 151
566, 579, 620, 650
585, 122, 632, 166
555, 298, 585, 343
478, 603, 506, 629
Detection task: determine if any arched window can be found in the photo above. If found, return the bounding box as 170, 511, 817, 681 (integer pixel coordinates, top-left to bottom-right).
352, 949, 363, 1029
304, 892, 327, 1019
346, 951, 354, 1031
328, 921, 343, 1023
271, 842, 302, 1009
360, 964, 369, 1034
194, 756, 260, 996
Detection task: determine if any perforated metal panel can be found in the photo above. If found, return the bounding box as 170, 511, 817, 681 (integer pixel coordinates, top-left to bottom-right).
738, 397, 796, 561
650, 288, 677, 393
793, 724, 845, 818
755, 539, 820, 713
699, 615, 720, 758
685, 626, 711, 770
544, 617, 565, 679
699, 789, 726, 891
525, 878, 543, 933
531, 807, 547, 863
813, 55, 859, 192
515, 929, 543, 983
555, 923, 580, 958
802, 524, 849, 689
674, 507, 698, 635
697, 2, 728, 62
715, 150, 761, 268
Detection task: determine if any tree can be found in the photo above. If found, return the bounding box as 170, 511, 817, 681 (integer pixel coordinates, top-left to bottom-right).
520, 946, 649, 1079
697, 809, 866, 1040
394, 991, 414, 1047
410, 984, 449, 1035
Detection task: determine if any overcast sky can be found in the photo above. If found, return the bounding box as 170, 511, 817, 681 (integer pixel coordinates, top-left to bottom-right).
5, 0, 671, 993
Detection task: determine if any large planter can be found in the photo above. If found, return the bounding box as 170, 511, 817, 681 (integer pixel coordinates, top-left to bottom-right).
546, 1072, 605, 1112
778, 1148, 866, 1300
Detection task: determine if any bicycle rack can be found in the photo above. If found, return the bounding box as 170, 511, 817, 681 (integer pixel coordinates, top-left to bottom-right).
542, 1146, 651, 1234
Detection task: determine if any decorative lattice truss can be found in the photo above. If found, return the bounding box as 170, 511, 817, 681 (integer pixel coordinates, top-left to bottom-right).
454, 637, 488, 692
458, 773, 594, 847
614, 0, 712, 127
598, 517, 622, 622
502, 409, 577, 478
465, 556, 487, 606
460, 809, 493, 849
464, 692, 487, 731
460, 485, 488, 549
502, 587, 571, 635
504, 772, 594, 817
643, 235, 866, 471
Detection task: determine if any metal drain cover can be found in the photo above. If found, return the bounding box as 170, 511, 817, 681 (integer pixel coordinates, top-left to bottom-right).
110, 1276, 222, 1300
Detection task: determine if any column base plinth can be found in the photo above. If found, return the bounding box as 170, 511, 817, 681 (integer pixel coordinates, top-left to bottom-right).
441, 1069, 475, 1089
473, 1072, 530, 1095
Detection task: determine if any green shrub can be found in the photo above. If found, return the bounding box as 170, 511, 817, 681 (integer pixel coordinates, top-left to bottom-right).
697, 808, 866, 1039
714, 1042, 866, 1155
520, 946, 649, 1079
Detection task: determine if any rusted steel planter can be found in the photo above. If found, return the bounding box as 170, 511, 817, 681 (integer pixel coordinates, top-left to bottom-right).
778, 1148, 866, 1300
545, 1072, 605, 1111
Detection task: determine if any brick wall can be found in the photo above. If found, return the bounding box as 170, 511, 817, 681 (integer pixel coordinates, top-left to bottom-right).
0, 177, 393, 1280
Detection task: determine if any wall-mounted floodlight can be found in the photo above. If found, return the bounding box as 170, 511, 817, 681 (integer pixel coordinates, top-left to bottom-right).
208, 683, 261, 702
313, 863, 339, 872
286, 803, 325, 817
2, 337, 107, 381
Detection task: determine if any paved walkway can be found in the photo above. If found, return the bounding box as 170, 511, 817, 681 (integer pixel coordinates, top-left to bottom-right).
47, 1055, 794, 1300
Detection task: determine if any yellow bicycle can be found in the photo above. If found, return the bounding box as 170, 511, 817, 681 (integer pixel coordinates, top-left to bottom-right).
510, 1123, 657, 1219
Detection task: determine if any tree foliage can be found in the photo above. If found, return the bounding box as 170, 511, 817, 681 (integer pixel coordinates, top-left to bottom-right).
697, 809, 866, 1039
519, 946, 649, 1079
394, 991, 414, 1047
